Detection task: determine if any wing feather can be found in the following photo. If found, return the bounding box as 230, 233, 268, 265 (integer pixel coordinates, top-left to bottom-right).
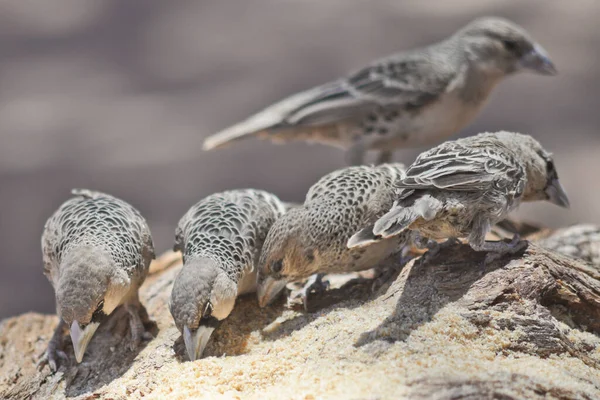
282, 54, 454, 127
397, 141, 525, 194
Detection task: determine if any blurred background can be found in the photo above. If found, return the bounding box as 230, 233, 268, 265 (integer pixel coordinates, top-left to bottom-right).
1, 0, 599, 319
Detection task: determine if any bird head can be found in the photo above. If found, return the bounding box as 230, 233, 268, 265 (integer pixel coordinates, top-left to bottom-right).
257, 208, 319, 308
55, 246, 127, 363
496, 131, 569, 208
169, 257, 236, 361
457, 17, 557, 77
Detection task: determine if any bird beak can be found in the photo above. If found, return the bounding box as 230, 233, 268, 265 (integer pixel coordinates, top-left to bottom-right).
519, 44, 557, 75
183, 325, 215, 361
70, 321, 100, 363
257, 276, 287, 308
545, 179, 570, 208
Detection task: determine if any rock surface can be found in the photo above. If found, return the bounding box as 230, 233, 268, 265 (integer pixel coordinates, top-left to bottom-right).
1, 225, 600, 399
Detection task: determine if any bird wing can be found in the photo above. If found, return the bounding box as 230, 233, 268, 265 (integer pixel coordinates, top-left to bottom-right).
305, 164, 405, 206
176, 190, 286, 275
397, 141, 526, 195
202, 52, 456, 150
41, 215, 63, 287
284, 55, 455, 127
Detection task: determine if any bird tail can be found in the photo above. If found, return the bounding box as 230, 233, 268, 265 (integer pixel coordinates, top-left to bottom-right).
203, 87, 323, 151
202, 112, 280, 151
347, 223, 379, 249
71, 189, 106, 199
373, 194, 442, 239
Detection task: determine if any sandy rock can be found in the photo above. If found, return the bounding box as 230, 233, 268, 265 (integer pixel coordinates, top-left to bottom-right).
1, 225, 600, 399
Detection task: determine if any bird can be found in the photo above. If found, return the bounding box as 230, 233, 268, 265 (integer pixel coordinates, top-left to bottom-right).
348, 131, 570, 265
169, 189, 287, 361
257, 164, 409, 308
203, 17, 557, 165
40, 189, 155, 371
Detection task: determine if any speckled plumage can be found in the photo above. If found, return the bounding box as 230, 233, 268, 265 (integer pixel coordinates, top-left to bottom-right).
257, 164, 408, 306
350, 132, 569, 261
203, 17, 556, 164
40, 189, 154, 370
43, 190, 154, 289
173, 189, 287, 286
170, 189, 287, 359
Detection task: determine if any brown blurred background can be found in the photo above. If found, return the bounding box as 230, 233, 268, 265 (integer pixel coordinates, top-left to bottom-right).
1, 0, 599, 319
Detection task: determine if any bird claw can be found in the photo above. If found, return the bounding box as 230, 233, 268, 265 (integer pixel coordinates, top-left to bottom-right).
37, 347, 68, 373
37, 321, 70, 373
481, 235, 527, 267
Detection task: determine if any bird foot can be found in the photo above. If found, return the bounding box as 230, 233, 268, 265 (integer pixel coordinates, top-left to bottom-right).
125, 303, 153, 350
371, 247, 412, 291
371, 264, 401, 292
37, 320, 69, 373
299, 274, 330, 312
480, 234, 527, 266
417, 237, 460, 265
104, 303, 153, 350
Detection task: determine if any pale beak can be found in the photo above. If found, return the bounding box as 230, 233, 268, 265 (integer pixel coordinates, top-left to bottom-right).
257, 276, 287, 308
70, 321, 100, 363
183, 325, 215, 361
545, 179, 570, 208
519, 44, 557, 75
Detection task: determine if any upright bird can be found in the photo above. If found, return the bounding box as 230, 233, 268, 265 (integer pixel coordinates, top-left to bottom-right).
349, 132, 570, 264
257, 164, 409, 308
40, 190, 154, 371
203, 17, 557, 165
169, 189, 287, 361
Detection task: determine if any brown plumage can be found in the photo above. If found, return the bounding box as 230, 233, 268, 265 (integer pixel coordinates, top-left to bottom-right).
349, 132, 570, 264
203, 17, 556, 165
256, 164, 409, 307
40, 189, 154, 371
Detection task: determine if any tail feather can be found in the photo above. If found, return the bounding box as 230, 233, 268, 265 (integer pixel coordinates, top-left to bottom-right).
203, 86, 330, 151
203, 112, 281, 151
373, 207, 420, 239
373, 194, 443, 239
347, 224, 379, 249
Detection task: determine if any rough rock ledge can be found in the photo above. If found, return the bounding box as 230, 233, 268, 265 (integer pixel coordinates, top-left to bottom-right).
1, 224, 600, 399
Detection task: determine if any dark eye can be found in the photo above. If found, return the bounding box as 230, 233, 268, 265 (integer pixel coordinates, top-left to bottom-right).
271, 259, 283, 274
202, 302, 213, 319
546, 160, 555, 174
502, 40, 518, 52
91, 300, 105, 322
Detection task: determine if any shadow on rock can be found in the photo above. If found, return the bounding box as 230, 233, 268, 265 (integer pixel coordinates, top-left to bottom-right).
171, 292, 286, 361
355, 241, 528, 348
57, 305, 158, 397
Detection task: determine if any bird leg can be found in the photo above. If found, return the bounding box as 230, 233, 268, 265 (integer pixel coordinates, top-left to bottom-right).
371, 246, 411, 291
37, 319, 69, 372
104, 305, 129, 338
470, 234, 527, 265
412, 232, 460, 264
125, 299, 153, 350
299, 273, 330, 312
345, 142, 366, 166
104, 299, 153, 350
468, 215, 527, 265
376, 150, 394, 164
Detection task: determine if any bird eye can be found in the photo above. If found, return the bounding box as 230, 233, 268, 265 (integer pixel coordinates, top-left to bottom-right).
271, 259, 283, 274
546, 160, 555, 174
91, 300, 105, 322
202, 302, 213, 319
